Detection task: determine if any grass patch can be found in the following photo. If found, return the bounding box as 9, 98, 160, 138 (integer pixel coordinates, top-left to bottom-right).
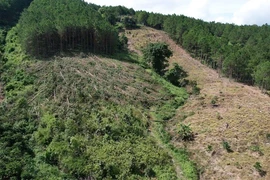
149, 70, 188, 120
151, 114, 198, 180
104, 51, 140, 64
149, 71, 198, 179
145, 57, 198, 180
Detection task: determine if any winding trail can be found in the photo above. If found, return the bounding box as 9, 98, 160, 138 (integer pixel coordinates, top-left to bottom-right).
126, 26, 270, 180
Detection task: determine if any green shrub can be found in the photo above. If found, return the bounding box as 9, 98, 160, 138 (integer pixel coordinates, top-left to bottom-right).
249, 145, 263, 155
164, 63, 187, 87
178, 124, 194, 141
222, 141, 232, 152
254, 162, 262, 171
121, 16, 137, 29
211, 96, 218, 105
171, 147, 198, 180
253, 162, 266, 176
157, 103, 176, 120
118, 33, 128, 50
142, 42, 172, 75
154, 122, 171, 144
207, 145, 213, 152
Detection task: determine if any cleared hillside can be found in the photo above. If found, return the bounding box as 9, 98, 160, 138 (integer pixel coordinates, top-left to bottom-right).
0, 25, 197, 179
1, 1, 197, 178
126, 26, 270, 180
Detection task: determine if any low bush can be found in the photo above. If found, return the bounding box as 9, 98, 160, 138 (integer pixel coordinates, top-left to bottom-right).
222, 141, 232, 152
178, 124, 194, 141
254, 162, 266, 176
164, 63, 188, 87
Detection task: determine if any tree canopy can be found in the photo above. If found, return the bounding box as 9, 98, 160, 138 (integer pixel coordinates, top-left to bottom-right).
143, 42, 172, 75
17, 0, 118, 57
254, 61, 270, 90
136, 11, 270, 89
0, 0, 33, 26
98, 5, 135, 25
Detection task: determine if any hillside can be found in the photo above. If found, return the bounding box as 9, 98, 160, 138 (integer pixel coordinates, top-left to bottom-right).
1, 1, 270, 179
0, 24, 196, 179
125, 26, 270, 179
0, 1, 198, 179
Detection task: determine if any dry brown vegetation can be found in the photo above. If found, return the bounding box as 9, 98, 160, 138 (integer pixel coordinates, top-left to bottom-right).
30, 55, 172, 109
126, 26, 270, 180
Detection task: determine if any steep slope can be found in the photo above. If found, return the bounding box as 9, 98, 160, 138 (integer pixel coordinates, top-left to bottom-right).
126, 26, 270, 180
0, 56, 182, 179
0, 27, 188, 179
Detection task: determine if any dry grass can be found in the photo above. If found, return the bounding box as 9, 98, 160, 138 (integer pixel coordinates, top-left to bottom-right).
126, 26, 270, 180
30, 55, 172, 110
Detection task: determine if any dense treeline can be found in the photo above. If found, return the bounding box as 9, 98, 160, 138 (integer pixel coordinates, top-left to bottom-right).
136, 11, 164, 29
0, 0, 33, 26
18, 0, 118, 57
136, 11, 270, 89
99, 5, 135, 25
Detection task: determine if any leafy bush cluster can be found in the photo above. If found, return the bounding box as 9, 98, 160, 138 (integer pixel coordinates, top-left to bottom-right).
142, 42, 172, 75
178, 124, 194, 141
254, 162, 266, 176
143, 42, 189, 89
222, 141, 232, 152
164, 63, 188, 87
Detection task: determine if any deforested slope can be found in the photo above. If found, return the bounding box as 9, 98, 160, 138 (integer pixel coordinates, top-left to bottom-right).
0, 26, 189, 179
126, 26, 270, 180
0, 1, 195, 178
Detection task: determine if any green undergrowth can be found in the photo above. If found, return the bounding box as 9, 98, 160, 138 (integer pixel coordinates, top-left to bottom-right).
0, 25, 198, 179
104, 51, 140, 64
148, 72, 198, 179
151, 112, 198, 180
149, 69, 188, 120
0, 26, 180, 179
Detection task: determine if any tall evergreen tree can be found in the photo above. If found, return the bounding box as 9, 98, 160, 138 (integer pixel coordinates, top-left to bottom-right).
18, 0, 118, 57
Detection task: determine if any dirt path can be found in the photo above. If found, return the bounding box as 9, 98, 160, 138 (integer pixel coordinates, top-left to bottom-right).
126, 26, 270, 180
